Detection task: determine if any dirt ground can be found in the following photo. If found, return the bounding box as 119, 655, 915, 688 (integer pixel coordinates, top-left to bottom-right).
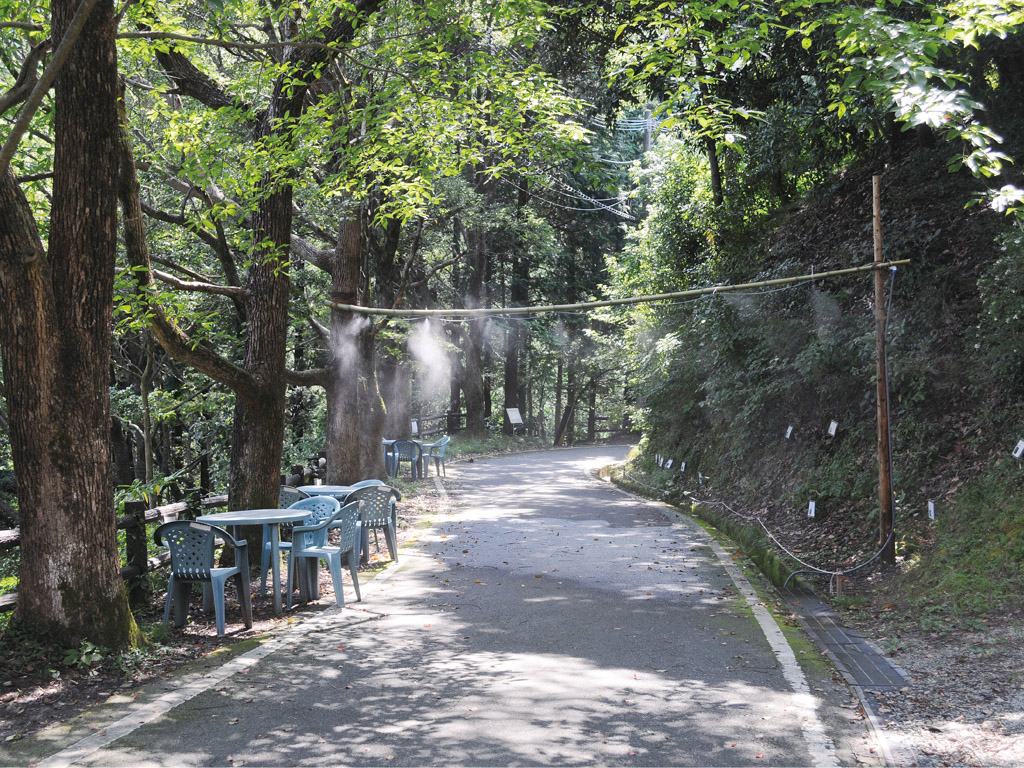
0, 481, 445, 745
841, 576, 1024, 768
3, 472, 1022, 767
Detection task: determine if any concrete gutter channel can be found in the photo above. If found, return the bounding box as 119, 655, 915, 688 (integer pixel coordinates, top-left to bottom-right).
783, 589, 917, 768
6, 457, 906, 767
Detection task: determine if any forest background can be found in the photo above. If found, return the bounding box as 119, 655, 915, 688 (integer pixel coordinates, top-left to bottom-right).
0, 0, 1022, 663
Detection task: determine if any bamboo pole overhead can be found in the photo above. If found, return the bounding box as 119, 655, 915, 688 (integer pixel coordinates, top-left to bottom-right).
327, 259, 911, 318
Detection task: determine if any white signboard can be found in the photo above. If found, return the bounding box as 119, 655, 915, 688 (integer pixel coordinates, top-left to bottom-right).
410, 419, 419, 436
665, 458, 673, 469
928, 500, 935, 520
828, 421, 839, 437
808, 500, 816, 518
786, 426, 793, 440
506, 407, 524, 426
1013, 439, 1024, 459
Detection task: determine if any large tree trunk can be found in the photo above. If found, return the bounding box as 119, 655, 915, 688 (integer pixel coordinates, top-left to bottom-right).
502, 240, 530, 435
228, 177, 290, 510
380, 353, 412, 437
462, 219, 489, 435
326, 213, 386, 483
0, 0, 138, 647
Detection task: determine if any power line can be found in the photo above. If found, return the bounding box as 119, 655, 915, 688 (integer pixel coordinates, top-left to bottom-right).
328, 260, 911, 318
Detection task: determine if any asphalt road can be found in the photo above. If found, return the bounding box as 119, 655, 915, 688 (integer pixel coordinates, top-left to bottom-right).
13, 445, 882, 767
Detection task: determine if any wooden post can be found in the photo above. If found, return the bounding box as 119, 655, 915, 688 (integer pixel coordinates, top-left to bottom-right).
184, 487, 202, 521
124, 500, 149, 605
873, 176, 896, 564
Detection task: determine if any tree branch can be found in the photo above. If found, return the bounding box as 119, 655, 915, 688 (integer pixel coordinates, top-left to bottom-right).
117, 81, 259, 400
152, 268, 248, 298
285, 367, 328, 387
150, 256, 215, 283
291, 234, 335, 273
308, 315, 330, 343
0, 38, 50, 117
0, 0, 103, 175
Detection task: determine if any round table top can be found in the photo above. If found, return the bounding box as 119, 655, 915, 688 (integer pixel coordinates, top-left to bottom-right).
196, 508, 311, 526
297, 485, 356, 496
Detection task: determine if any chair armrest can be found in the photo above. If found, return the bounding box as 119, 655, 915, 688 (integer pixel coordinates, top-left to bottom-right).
231, 539, 248, 569
292, 519, 328, 534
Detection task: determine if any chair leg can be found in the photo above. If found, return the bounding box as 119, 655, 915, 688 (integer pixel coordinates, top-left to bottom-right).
347, 554, 361, 602
210, 574, 230, 637
172, 581, 191, 628
326, 554, 345, 608
284, 552, 296, 614
236, 572, 253, 629
384, 523, 398, 562
202, 583, 213, 614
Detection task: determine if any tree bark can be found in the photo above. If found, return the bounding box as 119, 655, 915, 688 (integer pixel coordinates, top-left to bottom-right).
462, 219, 489, 435
326, 212, 386, 483
0, 0, 138, 648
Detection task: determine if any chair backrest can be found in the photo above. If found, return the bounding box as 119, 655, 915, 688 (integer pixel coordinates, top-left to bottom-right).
293, 500, 360, 551
432, 436, 450, 457
155, 521, 224, 580
350, 478, 385, 489
287, 495, 340, 527
279, 486, 309, 508
347, 485, 397, 527
332, 500, 361, 552
394, 440, 421, 461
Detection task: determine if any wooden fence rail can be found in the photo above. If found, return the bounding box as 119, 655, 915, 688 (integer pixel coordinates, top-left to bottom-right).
415, 411, 464, 437
0, 492, 229, 613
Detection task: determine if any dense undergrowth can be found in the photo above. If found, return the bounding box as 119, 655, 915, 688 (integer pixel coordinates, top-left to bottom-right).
622, 135, 1024, 627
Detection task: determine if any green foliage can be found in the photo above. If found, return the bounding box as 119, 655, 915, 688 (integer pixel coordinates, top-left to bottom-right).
449, 432, 548, 458
899, 461, 1024, 618
975, 230, 1024, 397
62, 640, 108, 672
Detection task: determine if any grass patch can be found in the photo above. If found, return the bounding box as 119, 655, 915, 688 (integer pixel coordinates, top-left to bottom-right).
896, 460, 1024, 623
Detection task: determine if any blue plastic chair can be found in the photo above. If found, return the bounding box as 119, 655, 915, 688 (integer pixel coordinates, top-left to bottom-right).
286, 500, 361, 609
279, 486, 309, 507
393, 440, 423, 479
155, 521, 253, 637
347, 485, 401, 564
260, 495, 335, 598
424, 435, 450, 477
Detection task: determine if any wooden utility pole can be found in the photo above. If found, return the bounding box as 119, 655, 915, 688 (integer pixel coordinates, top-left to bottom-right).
873, 176, 896, 564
